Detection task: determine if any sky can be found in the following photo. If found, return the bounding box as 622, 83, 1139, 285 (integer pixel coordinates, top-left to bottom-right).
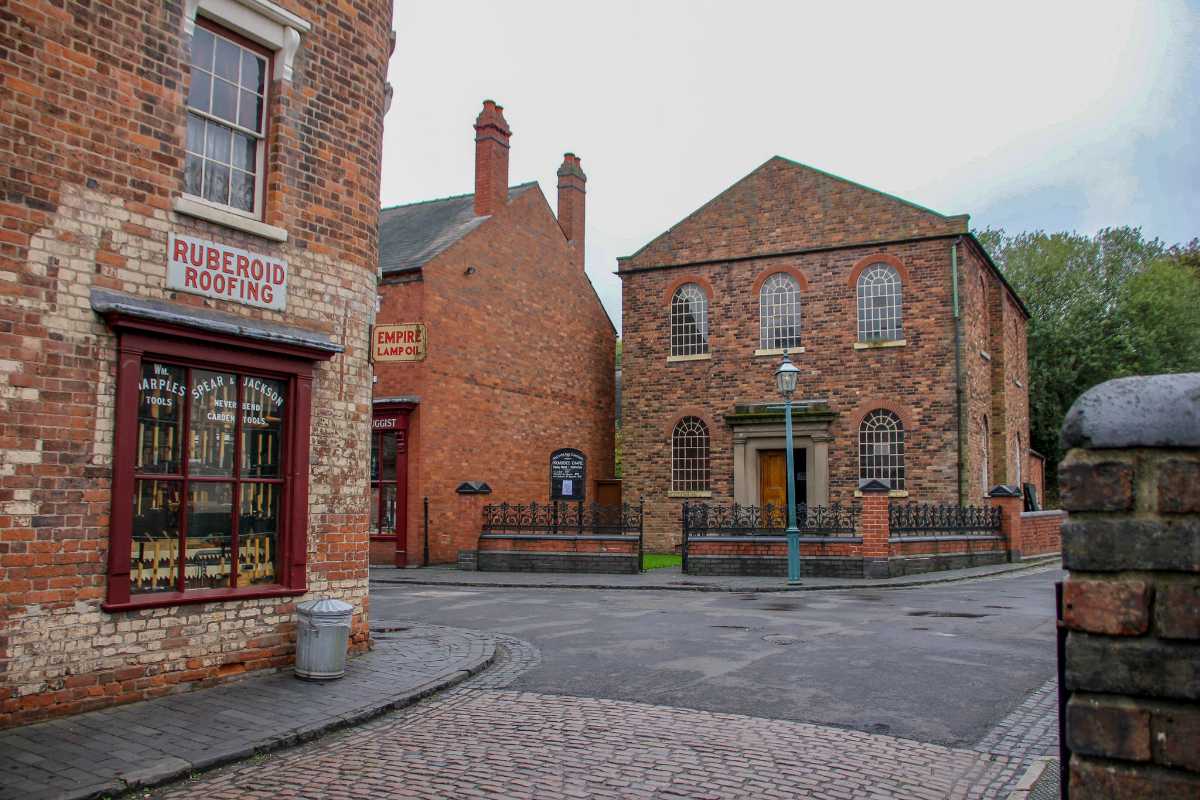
381, 1, 1200, 334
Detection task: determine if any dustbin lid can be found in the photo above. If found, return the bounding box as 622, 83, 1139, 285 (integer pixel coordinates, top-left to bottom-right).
297, 597, 354, 618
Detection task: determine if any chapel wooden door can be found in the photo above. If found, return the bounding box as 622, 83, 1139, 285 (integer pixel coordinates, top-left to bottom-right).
759, 450, 788, 512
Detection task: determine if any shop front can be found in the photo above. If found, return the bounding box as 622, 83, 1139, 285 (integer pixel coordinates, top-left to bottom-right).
370, 400, 416, 566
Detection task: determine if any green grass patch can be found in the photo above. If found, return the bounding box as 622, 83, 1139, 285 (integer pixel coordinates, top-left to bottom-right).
641, 553, 682, 570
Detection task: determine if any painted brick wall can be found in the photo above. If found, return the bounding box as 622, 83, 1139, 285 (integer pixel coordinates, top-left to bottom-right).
0, 0, 391, 726
375, 187, 616, 564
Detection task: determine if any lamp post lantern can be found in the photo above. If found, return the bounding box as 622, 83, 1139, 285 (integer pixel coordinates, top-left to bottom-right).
774, 357, 801, 585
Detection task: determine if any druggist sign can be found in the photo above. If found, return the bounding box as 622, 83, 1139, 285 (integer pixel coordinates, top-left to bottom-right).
167, 233, 288, 311
372, 323, 427, 362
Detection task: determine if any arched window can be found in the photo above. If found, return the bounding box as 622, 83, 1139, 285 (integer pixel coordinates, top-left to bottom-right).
858, 409, 905, 490
981, 416, 990, 494
670, 283, 708, 357
671, 417, 710, 492
759, 273, 802, 350
857, 263, 902, 341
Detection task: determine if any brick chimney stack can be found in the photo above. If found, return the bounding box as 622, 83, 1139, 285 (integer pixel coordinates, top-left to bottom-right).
473, 100, 511, 217
556, 152, 586, 269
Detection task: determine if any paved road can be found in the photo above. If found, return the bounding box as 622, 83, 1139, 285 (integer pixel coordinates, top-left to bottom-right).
370, 567, 1063, 747
147, 568, 1062, 799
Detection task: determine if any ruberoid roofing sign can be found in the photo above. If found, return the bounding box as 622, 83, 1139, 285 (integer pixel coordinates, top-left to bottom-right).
167, 233, 288, 311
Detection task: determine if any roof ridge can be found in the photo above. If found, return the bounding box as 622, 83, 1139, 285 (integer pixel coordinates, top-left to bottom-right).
380, 181, 540, 213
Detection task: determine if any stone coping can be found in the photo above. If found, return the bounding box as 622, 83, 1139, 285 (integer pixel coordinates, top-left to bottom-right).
478, 534, 640, 542
686, 535, 862, 544
1060, 372, 1200, 449
0, 625, 495, 800
1020, 510, 1066, 519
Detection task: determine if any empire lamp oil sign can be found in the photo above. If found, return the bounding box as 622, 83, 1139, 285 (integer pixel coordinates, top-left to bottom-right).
373, 324, 427, 362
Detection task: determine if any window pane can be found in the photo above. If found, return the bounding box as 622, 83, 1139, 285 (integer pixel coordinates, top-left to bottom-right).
137, 363, 187, 474
189, 370, 237, 476
232, 132, 256, 171
185, 482, 233, 590
380, 484, 397, 534
370, 485, 380, 531
187, 70, 211, 113
370, 434, 380, 481
186, 113, 205, 153
191, 27, 215, 70
205, 121, 231, 163
211, 77, 238, 123
380, 432, 397, 480
184, 154, 203, 196
214, 36, 240, 82
241, 376, 285, 478
241, 50, 265, 94
203, 162, 230, 205
238, 89, 263, 132
239, 483, 279, 586
131, 480, 182, 594
230, 170, 255, 212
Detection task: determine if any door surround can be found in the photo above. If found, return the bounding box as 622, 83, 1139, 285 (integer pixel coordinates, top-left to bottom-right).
727, 404, 835, 507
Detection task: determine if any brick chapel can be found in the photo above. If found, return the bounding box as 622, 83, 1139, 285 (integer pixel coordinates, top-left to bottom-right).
369, 101, 617, 567
0, 0, 392, 726
619, 157, 1036, 552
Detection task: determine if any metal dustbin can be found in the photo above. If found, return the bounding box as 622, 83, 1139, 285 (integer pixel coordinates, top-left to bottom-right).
295, 598, 354, 681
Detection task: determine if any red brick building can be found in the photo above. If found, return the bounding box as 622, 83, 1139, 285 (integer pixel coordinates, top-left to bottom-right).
369, 101, 616, 566
619, 157, 1033, 552
0, 0, 392, 726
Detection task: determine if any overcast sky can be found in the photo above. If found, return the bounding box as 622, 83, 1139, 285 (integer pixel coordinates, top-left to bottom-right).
382, 1, 1199, 334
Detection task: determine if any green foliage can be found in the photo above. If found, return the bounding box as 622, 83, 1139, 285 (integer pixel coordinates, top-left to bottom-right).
980, 227, 1200, 490
642, 553, 682, 570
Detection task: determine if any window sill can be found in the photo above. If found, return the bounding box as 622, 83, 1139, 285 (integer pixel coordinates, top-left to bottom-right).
102, 584, 305, 613
667, 353, 711, 363
853, 339, 906, 350
174, 196, 289, 243
753, 346, 805, 357
854, 489, 909, 498
669, 490, 712, 498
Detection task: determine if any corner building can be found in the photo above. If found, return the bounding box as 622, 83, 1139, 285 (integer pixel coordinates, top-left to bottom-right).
370, 102, 617, 566
0, 0, 392, 726
619, 158, 1033, 553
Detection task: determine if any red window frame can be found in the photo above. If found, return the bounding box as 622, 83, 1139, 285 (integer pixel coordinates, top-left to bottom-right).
102, 314, 328, 611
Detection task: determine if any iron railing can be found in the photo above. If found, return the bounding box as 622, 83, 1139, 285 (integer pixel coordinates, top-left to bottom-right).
682, 502, 859, 537
888, 503, 1001, 536
482, 500, 644, 537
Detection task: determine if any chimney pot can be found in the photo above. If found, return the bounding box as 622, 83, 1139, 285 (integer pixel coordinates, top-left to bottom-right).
474, 100, 511, 216
557, 152, 587, 270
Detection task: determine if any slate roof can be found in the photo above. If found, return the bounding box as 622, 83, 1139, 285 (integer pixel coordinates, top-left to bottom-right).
379, 183, 537, 275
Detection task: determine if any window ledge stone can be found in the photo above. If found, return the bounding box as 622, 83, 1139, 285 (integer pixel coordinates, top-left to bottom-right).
754, 346, 805, 357
174, 196, 288, 243
667, 353, 711, 363
854, 489, 909, 498
853, 339, 906, 350
669, 490, 713, 498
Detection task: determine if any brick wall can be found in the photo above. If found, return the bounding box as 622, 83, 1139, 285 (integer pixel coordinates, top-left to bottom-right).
376, 186, 616, 564
1058, 374, 1200, 796
0, 0, 391, 726
1019, 510, 1064, 557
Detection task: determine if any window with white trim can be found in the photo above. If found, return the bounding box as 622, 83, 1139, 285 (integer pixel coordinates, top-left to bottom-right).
857, 263, 903, 341
670, 284, 708, 357
759, 273, 802, 350
185, 22, 269, 217
858, 410, 905, 490
671, 417, 710, 492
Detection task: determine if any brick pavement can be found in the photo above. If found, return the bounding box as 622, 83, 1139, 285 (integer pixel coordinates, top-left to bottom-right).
146, 632, 1057, 800
0, 625, 495, 800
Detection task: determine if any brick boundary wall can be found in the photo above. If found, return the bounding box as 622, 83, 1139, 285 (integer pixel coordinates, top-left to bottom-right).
474, 536, 640, 575
1019, 510, 1065, 557
1057, 373, 1200, 798
684, 536, 864, 578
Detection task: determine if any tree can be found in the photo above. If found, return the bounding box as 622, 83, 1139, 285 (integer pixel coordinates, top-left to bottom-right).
978, 227, 1200, 496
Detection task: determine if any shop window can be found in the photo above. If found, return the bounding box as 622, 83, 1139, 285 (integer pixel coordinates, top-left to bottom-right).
672, 417, 710, 492
759, 273, 802, 350
856, 263, 902, 341
670, 283, 709, 357
103, 319, 323, 611
185, 21, 270, 217
859, 410, 905, 490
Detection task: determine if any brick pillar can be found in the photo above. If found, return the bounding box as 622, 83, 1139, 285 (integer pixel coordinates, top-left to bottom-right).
454, 482, 492, 569
988, 484, 1024, 562
1058, 373, 1200, 798
858, 479, 891, 579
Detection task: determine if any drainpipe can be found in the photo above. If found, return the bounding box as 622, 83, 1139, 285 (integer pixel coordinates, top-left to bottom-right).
951, 238, 965, 507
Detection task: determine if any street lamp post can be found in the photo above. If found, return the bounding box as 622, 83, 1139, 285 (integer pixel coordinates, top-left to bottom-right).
774, 357, 801, 585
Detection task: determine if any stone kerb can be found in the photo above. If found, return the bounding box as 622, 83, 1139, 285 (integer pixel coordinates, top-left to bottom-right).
1058, 373, 1200, 798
